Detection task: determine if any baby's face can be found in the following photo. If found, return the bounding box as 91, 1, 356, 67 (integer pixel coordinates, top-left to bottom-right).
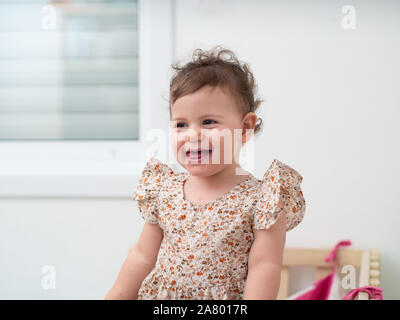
170, 85, 252, 177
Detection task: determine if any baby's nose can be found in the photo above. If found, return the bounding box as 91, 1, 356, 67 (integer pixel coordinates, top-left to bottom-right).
185, 125, 204, 140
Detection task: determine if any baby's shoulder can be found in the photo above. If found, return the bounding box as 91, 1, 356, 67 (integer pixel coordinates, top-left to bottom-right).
132, 157, 183, 201
251, 158, 306, 232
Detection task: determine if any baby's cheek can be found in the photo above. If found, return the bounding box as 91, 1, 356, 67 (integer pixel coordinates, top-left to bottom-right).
170, 131, 184, 153
213, 130, 236, 156
207, 129, 227, 147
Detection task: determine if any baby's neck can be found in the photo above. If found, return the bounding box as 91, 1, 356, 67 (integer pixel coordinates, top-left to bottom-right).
184, 165, 250, 203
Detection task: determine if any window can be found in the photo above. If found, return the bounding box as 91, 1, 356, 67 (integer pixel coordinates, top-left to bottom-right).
0, 0, 139, 140
0, 0, 173, 197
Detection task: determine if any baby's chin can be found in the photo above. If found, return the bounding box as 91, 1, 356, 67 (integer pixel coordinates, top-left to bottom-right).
182, 160, 233, 177
183, 164, 222, 177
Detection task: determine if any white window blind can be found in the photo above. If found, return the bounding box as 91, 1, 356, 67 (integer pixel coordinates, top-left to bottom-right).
0, 0, 139, 140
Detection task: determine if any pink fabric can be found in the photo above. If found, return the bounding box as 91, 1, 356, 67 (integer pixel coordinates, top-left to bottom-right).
294, 240, 384, 300
343, 286, 383, 300
324, 240, 352, 263
295, 240, 352, 300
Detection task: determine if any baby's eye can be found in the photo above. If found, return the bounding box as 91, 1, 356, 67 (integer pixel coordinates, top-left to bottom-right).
203, 119, 217, 125
175, 122, 187, 128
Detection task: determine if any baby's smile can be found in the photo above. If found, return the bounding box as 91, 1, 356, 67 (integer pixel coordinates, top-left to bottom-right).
185, 148, 213, 164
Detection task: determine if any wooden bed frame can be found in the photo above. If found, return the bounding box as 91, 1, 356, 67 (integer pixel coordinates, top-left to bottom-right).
128, 245, 381, 300
278, 247, 381, 300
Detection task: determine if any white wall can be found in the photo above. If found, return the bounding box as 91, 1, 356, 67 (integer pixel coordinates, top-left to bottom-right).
0, 197, 140, 299
1, 0, 399, 299
174, 0, 400, 298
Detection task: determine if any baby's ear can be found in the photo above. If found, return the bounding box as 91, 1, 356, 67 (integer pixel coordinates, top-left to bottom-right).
241, 112, 257, 142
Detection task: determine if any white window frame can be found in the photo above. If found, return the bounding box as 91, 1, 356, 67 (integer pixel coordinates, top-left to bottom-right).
0, 0, 173, 198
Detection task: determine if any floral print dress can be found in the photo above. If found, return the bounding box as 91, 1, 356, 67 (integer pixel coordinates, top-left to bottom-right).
131, 156, 306, 300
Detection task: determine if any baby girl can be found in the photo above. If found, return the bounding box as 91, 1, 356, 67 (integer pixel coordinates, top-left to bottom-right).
105, 46, 306, 300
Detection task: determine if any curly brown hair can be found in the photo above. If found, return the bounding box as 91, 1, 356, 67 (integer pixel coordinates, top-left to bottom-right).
169, 46, 263, 135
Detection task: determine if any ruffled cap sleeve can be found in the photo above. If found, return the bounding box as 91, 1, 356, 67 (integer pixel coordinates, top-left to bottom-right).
253, 159, 306, 232
131, 157, 174, 224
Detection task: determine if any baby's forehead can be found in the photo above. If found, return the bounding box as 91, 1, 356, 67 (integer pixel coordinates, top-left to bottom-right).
171, 95, 242, 121
170, 111, 225, 121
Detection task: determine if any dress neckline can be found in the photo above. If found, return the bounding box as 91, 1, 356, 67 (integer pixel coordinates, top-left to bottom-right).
178, 171, 254, 208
